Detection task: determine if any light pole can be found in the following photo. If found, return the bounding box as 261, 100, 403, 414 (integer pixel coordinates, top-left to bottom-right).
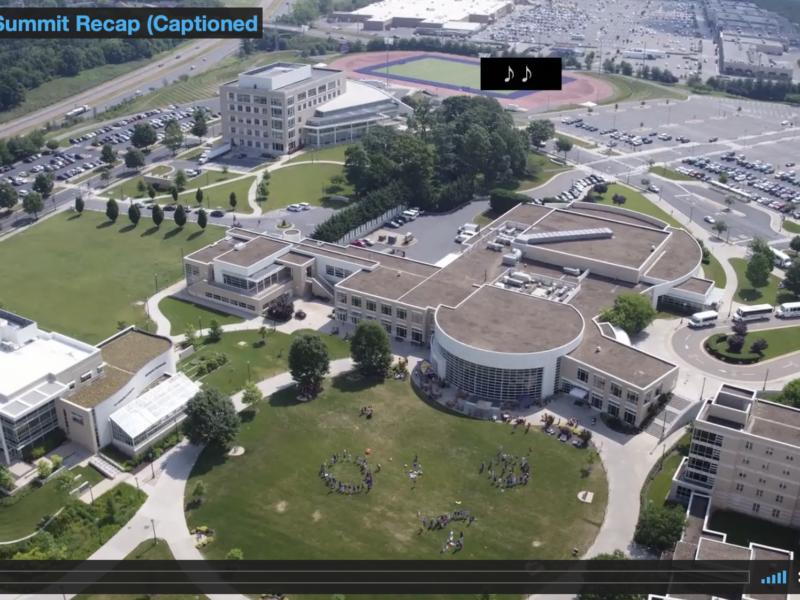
247, 360, 251, 381
151, 519, 158, 544
198, 315, 202, 335
134, 477, 140, 492
689, 203, 695, 223
89, 485, 95, 505
667, 106, 672, 126
154, 273, 159, 294
763, 369, 770, 390
700, 376, 706, 400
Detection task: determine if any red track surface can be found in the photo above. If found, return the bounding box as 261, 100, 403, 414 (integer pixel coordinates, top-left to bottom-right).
329, 51, 615, 110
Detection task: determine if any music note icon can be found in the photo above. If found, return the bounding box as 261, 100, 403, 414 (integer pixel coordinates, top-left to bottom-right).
522, 66, 532, 83
505, 66, 514, 82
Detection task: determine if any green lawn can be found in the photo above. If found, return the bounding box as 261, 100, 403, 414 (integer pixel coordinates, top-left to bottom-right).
149, 165, 174, 177
180, 329, 352, 396
650, 166, 694, 181
592, 183, 684, 228
642, 433, 691, 507
703, 254, 728, 289
729, 258, 797, 305
383, 57, 520, 94
0, 211, 225, 343
184, 375, 608, 561
285, 144, 351, 164
0, 465, 105, 543
474, 209, 501, 226
708, 510, 800, 550
577, 73, 687, 105
706, 326, 800, 362
783, 220, 800, 235
266, 163, 354, 209
158, 296, 245, 335
556, 133, 595, 149
183, 176, 256, 214
102, 170, 235, 201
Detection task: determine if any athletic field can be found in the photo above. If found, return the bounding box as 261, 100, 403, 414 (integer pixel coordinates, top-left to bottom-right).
381, 57, 516, 96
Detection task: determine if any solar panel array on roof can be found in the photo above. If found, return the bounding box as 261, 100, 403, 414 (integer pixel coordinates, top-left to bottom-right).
516, 228, 614, 245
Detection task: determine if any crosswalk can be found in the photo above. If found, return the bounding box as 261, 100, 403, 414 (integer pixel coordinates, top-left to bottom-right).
733, 236, 793, 248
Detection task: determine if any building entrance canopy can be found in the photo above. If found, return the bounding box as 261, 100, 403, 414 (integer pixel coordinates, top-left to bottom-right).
569, 387, 588, 400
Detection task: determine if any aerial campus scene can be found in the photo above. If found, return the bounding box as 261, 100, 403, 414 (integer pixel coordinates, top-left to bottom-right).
5, 0, 800, 596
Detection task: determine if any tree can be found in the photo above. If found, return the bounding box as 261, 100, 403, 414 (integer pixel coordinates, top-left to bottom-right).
100, 169, 111, 185
724, 194, 735, 209
195, 188, 204, 206
258, 325, 269, 345
612, 194, 627, 206
127, 202, 141, 226
0, 181, 18, 211
46, 139, 59, 151
600, 292, 657, 336
124, 148, 146, 170
526, 119, 555, 148
490, 188, 528, 214
152, 204, 164, 228
241, 380, 263, 408
288, 333, 331, 396
732, 320, 748, 337
257, 181, 270, 204
170, 186, 179, 204
22, 192, 44, 219
783, 261, 800, 297
106, 198, 119, 222
0, 465, 14, 490
750, 338, 769, 355
781, 379, 800, 408
197, 208, 208, 230
50, 454, 63, 470
578, 550, 645, 600
718, 172, 729, 184
745, 251, 772, 289
641, 178, 651, 188
208, 318, 223, 342
75, 195, 84, 214
633, 504, 687, 551
727, 334, 745, 353
183, 387, 240, 449
174, 169, 188, 190
163, 119, 184, 155
191, 112, 209, 139
148, 185, 156, 201
174, 204, 187, 228
554, 136, 573, 159
229, 192, 237, 211
790, 235, 800, 254
712, 220, 728, 239
36, 459, 52, 480
192, 480, 208, 501
100, 143, 117, 165
52, 469, 75, 498
748, 237, 772, 258
131, 122, 157, 149
32, 172, 54, 197
184, 323, 198, 348
350, 320, 393, 378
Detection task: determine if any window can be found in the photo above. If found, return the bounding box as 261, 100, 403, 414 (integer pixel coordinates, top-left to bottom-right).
68, 381, 75, 390
766, 447, 774, 455
287, 96, 294, 106
779, 482, 787, 489
231, 126, 237, 134
350, 312, 361, 325
763, 463, 770, 471
381, 304, 392, 317
759, 476, 767, 484
623, 409, 636, 425
326, 265, 335, 276
693, 429, 724, 447
184, 263, 200, 277
644, 391, 652, 404
675, 486, 693, 503
738, 472, 747, 478
577, 368, 589, 383
782, 469, 791, 476
381, 319, 392, 334
337, 292, 347, 304
772, 509, 781, 518
610, 383, 622, 398
756, 489, 764, 497
270, 98, 283, 107
351, 296, 361, 308
366, 300, 377, 312
228, 92, 234, 99
752, 503, 761, 513
334, 267, 345, 278
776, 495, 784, 503
223, 273, 251, 290
71, 412, 84, 425
742, 457, 750, 465
655, 384, 663, 397
411, 312, 423, 325
396, 308, 407, 320
272, 119, 283, 130
591, 392, 603, 409
736, 483, 744, 492
688, 457, 717, 474
254, 96, 267, 105
627, 390, 639, 404
608, 402, 620, 417
317, 85, 326, 94
396, 325, 407, 338
236, 94, 250, 102
745, 441, 753, 450
690, 443, 720, 460
273, 143, 284, 152
787, 455, 794, 461
593, 375, 605, 389
411, 329, 423, 343
308, 88, 317, 97
80, 372, 92, 383
297, 91, 306, 101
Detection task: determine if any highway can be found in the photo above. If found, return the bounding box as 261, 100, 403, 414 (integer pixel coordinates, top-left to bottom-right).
0, 0, 294, 139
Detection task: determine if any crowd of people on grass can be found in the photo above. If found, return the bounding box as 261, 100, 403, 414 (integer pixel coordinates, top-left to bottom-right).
479, 446, 532, 491
320, 450, 376, 496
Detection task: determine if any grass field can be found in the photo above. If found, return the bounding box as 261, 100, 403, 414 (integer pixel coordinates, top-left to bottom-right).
706, 326, 800, 362
783, 220, 800, 234
268, 163, 353, 209
149, 165, 174, 177
180, 329, 352, 395
0, 466, 105, 543
184, 375, 607, 561
382, 57, 520, 94
592, 184, 684, 228
651, 166, 694, 181
157, 297, 245, 335
641, 433, 690, 508
0, 211, 225, 343
703, 254, 728, 289
555, 134, 595, 149
729, 258, 797, 305
102, 170, 234, 201
581, 73, 688, 105
286, 144, 351, 164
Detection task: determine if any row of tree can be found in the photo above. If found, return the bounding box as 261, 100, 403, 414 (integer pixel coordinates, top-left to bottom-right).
698, 74, 800, 104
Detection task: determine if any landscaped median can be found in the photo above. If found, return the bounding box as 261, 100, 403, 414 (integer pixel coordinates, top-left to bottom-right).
704, 325, 800, 364
650, 166, 694, 181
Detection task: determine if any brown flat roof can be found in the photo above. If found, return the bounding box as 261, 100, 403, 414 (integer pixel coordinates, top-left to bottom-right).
185, 239, 237, 264
566, 206, 659, 228
277, 251, 314, 266
66, 365, 132, 409
675, 277, 714, 295
696, 539, 752, 561
502, 203, 552, 226
747, 400, 800, 446
528, 209, 670, 269
673, 541, 699, 560
295, 242, 379, 268
684, 494, 710, 545
338, 245, 439, 277
227, 228, 260, 240
99, 329, 172, 374
217, 237, 290, 267
340, 268, 428, 301
436, 286, 584, 353
645, 229, 703, 281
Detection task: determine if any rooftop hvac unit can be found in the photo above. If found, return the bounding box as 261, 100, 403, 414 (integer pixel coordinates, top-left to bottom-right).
0, 341, 15, 352
502, 251, 521, 266
511, 272, 531, 283
234, 243, 246, 251
497, 235, 514, 245
650, 245, 656, 252
487, 243, 503, 251
563, 267, 581, 276
502, 276, 523, 287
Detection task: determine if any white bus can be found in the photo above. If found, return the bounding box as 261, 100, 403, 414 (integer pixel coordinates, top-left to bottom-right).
733, 304, 773, 322
772, 248, 793, 269
775, 302, 800, 319
689, 310, 718, 328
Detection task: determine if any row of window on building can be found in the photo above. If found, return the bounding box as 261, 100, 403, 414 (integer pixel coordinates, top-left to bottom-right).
204, 292, 256, 312
230, 127, 296, 141
575, 366, 659, 406
334, 307, 426, 343
337, 292, 425, 325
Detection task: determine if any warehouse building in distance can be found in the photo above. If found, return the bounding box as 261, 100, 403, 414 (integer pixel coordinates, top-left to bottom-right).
330, 0, 513, 31
704, 0, 798, 46
718, 32, 793, 80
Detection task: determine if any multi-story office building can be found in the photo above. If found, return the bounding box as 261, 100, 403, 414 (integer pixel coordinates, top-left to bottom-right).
219, 62, 411, 157
0, 309, 197, 471
718, 33, 793, 80
670, 384, 800, 529
182, 201, 723, 426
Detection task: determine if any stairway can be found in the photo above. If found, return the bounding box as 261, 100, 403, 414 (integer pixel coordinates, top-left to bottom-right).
89, 455, 122, 479
643, 395, 695, 438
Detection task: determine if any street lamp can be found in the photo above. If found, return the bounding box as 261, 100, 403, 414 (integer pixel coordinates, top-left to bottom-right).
763, 369, 770, 390
689, 203, 695, 223
154, 273, 159, 294
198, 315, 202, 335
151, 519, 158, 544
96, 518, 103, 543
247, 360, 251, 381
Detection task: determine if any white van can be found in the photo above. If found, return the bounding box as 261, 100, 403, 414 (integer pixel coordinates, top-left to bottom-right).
402, 210, 418, 221
775, 302, 800, 319
689, 310, 718, 328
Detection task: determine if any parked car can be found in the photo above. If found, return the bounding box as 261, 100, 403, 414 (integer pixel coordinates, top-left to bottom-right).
210, 210, 225, 217
287, 204, 301, 212
704, 215, 715, 224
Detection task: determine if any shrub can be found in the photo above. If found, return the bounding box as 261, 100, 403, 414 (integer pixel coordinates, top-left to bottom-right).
267, 296, 295, 321
593, 183, 608, 193
31, 446, 46, 460
199, 525, 208, 533
36, 460, 53, 480
196, 364, 207, 376
202, 539, 209, 546
49, 454, 63, 470
196, 542, 203, 549
206, 536, 214, 543
153, 448, 164, 459
727, 334, 745, 352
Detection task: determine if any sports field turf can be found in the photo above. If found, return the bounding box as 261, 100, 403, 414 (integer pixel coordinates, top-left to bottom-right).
384, 58, 516, 95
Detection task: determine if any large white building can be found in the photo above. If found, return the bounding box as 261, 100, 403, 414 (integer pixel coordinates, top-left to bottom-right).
718, 33, 793, 80
330, 0, 513, 31
0, 309, 197, 468
183, 200, 723, 426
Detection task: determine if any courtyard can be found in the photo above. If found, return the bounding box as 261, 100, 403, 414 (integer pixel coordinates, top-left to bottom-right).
184, 376, 608, 561
0, 212, 225, 343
